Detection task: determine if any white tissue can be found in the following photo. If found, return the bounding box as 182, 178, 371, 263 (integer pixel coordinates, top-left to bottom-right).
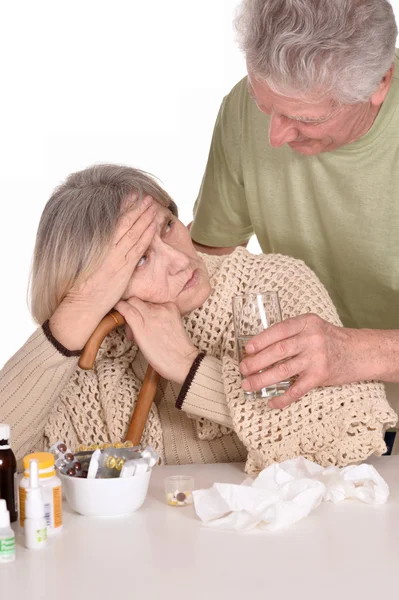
193, 457, 389, 532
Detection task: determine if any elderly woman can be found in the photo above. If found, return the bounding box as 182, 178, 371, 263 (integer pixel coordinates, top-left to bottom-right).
0, 165, 396, 472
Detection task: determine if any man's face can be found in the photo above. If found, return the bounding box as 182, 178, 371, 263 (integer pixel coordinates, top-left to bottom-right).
247, 72, 379, 156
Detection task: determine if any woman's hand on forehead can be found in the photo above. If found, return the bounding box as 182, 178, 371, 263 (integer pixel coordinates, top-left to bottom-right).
64, 196, 158, 315
48, 196, 159, 351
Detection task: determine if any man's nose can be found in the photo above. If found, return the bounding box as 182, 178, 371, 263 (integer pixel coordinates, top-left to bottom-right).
268, 113, 299, 148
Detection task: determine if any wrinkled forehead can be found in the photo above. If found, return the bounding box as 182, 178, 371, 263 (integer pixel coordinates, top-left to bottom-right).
122, 192, 170, 214
247, 70, 337, 119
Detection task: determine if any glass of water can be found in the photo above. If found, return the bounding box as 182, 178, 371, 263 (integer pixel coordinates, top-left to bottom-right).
232, 291, 292, 400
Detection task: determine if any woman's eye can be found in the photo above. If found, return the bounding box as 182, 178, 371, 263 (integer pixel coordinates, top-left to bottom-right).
137, 255, 148, 267
165, 219, 173, 233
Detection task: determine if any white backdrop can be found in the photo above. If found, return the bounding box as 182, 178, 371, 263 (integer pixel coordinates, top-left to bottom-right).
1, 0, 399, 368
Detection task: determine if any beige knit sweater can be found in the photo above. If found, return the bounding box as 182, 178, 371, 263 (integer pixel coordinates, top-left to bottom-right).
0, 248, 397, 473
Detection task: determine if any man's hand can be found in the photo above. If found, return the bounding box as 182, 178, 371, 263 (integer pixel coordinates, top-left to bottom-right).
239, 314, 399, 409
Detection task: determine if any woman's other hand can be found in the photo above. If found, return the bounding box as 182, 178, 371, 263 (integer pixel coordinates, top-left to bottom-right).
49, 196, 157, 350
116, 297, 199, 383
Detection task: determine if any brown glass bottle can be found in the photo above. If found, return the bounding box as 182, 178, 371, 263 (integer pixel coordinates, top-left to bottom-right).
0, 424, 17, 523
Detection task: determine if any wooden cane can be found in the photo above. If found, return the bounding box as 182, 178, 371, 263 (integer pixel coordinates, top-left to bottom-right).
78, 310, 160, 446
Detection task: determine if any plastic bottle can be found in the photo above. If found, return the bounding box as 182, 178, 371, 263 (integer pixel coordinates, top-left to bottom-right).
19, 452, 62, 535
24, 459, 47, 550
0, 423, 17, 523
0, 499, 15, 563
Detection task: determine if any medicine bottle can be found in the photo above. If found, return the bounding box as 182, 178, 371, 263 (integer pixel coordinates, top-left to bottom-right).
0, 499, 15, 563
24, 459, 47, 550
19, 452, 62, 534
0, 423, 17, 523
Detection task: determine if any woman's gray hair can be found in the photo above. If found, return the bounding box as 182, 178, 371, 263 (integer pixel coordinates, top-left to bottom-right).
235, 0, 397, 103
30, 164, 178, 324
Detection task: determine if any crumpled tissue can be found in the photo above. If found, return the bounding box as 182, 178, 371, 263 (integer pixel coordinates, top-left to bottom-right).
193, 457, 389, 532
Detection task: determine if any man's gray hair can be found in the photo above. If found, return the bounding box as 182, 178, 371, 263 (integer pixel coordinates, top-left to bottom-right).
235, 0, 397, 103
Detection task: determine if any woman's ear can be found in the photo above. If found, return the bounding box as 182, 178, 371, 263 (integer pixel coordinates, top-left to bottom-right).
370, 64, 394, 107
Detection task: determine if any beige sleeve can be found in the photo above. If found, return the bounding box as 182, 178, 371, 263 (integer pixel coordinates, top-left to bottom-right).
178, 355, 233, 428
0, 327, 79, 461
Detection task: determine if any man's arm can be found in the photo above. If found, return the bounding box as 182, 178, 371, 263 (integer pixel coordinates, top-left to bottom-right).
190, 82, 254, 250
191, 241, 245, 256
187, 221, 247, 255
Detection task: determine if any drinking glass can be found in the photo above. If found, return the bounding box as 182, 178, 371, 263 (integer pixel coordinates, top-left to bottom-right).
232, 291, 292, 400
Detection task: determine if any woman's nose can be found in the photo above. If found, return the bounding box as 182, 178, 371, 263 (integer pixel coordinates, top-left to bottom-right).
157, 238, 191, 274
268, 113, 299, 148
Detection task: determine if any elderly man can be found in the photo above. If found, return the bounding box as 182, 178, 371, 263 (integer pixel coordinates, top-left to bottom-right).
190, 0, 399, 436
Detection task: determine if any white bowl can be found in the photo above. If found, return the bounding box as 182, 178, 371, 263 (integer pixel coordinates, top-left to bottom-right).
60, 470, 152, 517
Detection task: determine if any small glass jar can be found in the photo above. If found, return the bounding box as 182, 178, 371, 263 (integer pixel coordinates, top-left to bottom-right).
164, 475, 194, 506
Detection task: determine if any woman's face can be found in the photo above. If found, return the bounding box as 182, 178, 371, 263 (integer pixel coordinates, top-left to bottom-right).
122, 202, 211, 315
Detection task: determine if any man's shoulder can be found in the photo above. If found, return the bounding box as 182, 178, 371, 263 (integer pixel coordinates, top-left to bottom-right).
221, 76, 250, 111
391, 49, 399, 87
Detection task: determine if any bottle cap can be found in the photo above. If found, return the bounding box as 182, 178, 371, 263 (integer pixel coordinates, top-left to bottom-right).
0, 499, 11, 528
25, 459, 45, 520
23, 452, 55, 472
0, 424, 10, 443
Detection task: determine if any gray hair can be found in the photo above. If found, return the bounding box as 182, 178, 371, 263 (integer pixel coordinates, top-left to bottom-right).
30, 164, 178, 324
235, 0, 397, 103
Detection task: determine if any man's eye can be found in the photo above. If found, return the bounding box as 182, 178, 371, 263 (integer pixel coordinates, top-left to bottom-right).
137, 255, 148, 267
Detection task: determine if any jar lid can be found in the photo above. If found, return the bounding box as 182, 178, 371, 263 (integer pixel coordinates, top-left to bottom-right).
0, 423, 10, 442
23, 451, 55, 471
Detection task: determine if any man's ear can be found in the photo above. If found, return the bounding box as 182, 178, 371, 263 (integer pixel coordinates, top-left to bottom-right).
370, 64, 394, 107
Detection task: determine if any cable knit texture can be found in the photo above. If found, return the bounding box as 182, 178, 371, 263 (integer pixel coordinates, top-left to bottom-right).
0, 248, 397, 472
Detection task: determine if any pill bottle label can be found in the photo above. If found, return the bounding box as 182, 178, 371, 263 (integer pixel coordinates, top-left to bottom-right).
44, 502, 52, 528
37, 485, 63, 532
19, 480, 62, 532
19, 486, 26, 528
0, 537, 15, 562
35, 528, 47, 543
52, 486, 62, 529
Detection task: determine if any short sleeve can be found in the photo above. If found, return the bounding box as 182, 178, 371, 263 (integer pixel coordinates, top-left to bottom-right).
190, 81, 254, 247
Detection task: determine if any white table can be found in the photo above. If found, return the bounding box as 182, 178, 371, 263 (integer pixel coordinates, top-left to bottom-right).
1, 457, 398, 600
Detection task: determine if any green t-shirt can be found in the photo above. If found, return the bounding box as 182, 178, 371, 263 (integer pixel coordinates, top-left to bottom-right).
191, 53, 399, 330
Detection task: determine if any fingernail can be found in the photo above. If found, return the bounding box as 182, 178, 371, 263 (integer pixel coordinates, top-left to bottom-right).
242, 379, 250, 391
240, 363, 248, 376
246, 343, 254, 353
143, 196, 152, 206
268, 401, 276, 409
